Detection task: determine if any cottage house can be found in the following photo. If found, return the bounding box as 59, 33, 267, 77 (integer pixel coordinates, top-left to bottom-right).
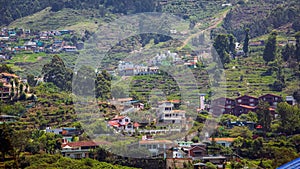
108, 116, 133, 132
259, 94, 282, 107
211, 97, 235, 114
234, 104, 256, 116
235, 95, 259, 107
188, 143, 207, 159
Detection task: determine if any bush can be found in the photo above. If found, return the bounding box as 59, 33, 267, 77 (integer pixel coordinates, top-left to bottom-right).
206, 162, 217, 169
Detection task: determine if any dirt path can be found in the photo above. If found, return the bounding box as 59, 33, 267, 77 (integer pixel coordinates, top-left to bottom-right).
177, 9, 230, 51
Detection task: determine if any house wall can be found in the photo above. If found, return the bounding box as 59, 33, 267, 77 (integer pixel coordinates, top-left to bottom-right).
235, 96, 258, 106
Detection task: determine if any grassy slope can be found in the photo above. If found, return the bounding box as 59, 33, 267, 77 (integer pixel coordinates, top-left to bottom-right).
9, 7, 101, 33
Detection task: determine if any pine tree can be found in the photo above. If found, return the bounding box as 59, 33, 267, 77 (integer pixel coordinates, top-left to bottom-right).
295, 31, 300, 62
256, 101, 272, 138
243, 28, 249, 56
263, 31, 277, 63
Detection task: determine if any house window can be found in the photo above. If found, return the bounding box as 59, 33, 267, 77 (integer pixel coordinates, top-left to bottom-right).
275, 97, 278, 101
153, 145, 157, 149
125, 119, 129, 122
119, 119, 122, 122
238, 99, 241, 103
250, 99, 254, 102
250, 103, 254, 106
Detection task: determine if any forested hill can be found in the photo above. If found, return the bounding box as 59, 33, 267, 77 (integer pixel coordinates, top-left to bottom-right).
0, 0, 157, 26
222, 0, 300, 41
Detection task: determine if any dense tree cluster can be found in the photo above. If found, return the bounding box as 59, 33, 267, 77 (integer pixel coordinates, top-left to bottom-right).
42, 55, 73, 91
212, 34, 236, 65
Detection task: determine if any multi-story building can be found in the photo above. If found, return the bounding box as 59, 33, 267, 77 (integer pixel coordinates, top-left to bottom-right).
235, 95, 259, 107
158, 101, 186, 126
259, 94, 283, 107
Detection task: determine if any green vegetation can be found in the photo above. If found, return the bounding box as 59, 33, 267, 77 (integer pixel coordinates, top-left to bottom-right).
263, 32, 277, 63
223, 0, 300, 41
4, 154, 138, 169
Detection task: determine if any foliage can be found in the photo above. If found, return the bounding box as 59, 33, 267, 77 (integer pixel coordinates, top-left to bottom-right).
229, 126, 253, 139
223, 0, 300, 41
256, 101, 272, 137
205, 162, 217, 169
0, 0, 158, 26
276, 102, 300, 135
263, 32, 277, 63
0, 102, 25, 116
295, 32, 300, 62
42, 55, 72, 91
95, 70, 111, 100
281, 44, 295, 62
243, 28, 250, 56
213, 34, 231, 65
0, 123, 13, 161
0, 64, 14, 73
5, 153, 139, 169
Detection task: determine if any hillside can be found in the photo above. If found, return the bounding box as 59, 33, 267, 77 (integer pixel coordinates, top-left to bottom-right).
8, 7, 101, 33
222, 0, 300, 41
0, 0, 157, 26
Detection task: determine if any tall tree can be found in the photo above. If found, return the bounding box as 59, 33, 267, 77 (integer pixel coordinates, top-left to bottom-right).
281, 44, 295, 61
277, 102, 300, 135
95, 70, 111, 100
243, 28, 249, 56
42, 55, 73, 91
72, 65, 95, 97
295, 31, 300, 62
0, 123, 13, 162
27, 74, 36, 87
228, 34, 236, 56
256, 101, 272, 137
263, 31, 277, 63
213, 34, 230, 65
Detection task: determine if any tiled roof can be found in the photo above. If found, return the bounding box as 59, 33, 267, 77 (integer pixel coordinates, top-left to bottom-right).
238, 104, 256, 109
133, 122, 141, 127
236, 95, 258, 100
111, 116, 126, 120
108, 121, 120, 127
